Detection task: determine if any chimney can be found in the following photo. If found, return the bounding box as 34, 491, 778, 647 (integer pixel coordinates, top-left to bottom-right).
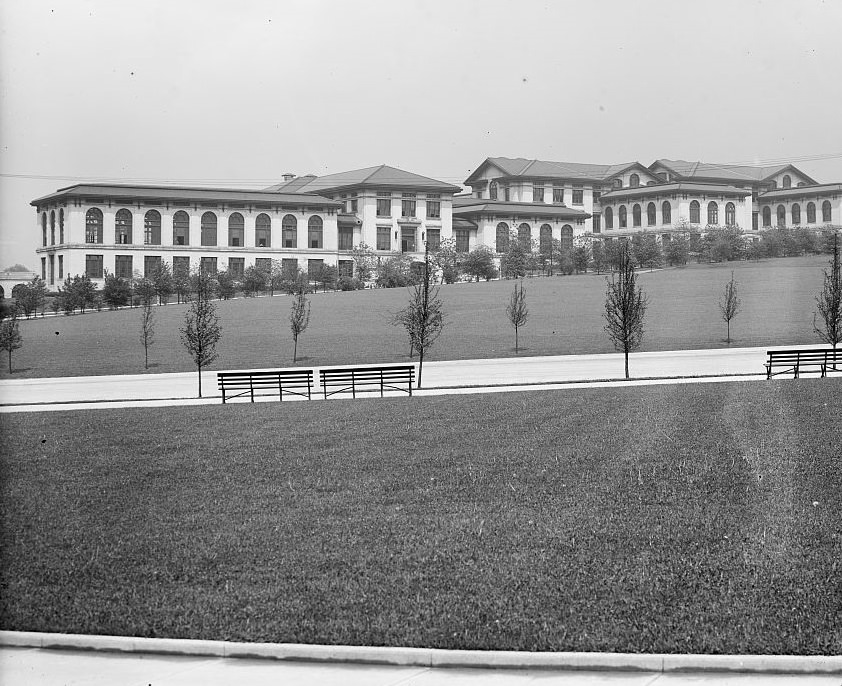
282, 173, 296, 182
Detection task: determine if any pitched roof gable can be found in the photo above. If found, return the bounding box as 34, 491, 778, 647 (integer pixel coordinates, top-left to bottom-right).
265, 165, 461, 194
650, 159, 818, 185
465, 157, 648, 184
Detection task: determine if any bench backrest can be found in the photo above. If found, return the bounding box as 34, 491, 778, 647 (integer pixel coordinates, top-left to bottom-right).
767, 349, 841, 362
320, 366, 414, 380
218, 370, 312, 385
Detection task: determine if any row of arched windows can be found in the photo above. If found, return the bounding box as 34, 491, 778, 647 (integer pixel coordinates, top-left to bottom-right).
494, 222, 573, 254
603, 201, 738, 229
761, 201, 832, 227
81, 209, 324, 248
41, 209, 66, 246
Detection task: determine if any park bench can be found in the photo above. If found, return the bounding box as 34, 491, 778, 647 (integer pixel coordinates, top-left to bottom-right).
319, 365, 415, 399
218, 368, 313, 403
765, 348, 842, 379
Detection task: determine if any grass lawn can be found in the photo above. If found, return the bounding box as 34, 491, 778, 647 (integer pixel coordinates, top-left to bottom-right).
1, 379, 840, 654
0, 255, 832, 379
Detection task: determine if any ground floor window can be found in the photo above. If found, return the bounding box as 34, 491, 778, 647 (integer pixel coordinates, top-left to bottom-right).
85, 254, 103, 279
228, 257, 245, 278
201, 257, 217, 275
307, 259, 324, 279
377, 226, 391, 251
592, 215, 601, 233
427, 228, 441, 250
115, 255, 133, 279
48, 254, 54, 285
144, 255, 161, 278
282, 258, 298, 277
58, 255, 64, 280
254, 258, 271, 273
173, 256, 190, 277
455, 229, 470, 253
338, 259, 353, 278
41, 257, 46, 280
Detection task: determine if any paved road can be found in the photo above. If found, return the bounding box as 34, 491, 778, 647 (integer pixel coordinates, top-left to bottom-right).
1, 344, 813, 410
3, 647, 840, 686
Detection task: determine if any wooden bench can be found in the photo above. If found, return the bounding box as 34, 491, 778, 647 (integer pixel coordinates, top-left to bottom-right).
218, 369, 313, 403
320, 365, 415, 399
765, 348, 842, 379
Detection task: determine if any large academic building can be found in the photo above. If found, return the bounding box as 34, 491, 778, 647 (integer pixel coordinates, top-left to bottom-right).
32, 157, 841, 284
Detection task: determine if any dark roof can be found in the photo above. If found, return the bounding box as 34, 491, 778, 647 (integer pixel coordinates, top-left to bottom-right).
452, 217, 478, 229
650, 159, 818, 185
465, 157, 644, 184
453, 199, 590, 219
758, 183, 842, 200
599, 182, 753, 201
265, 165, 462, 194
31, 183, 340, 207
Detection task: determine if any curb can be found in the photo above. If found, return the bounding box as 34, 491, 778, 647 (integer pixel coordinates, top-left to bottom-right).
2, 631, 841, 674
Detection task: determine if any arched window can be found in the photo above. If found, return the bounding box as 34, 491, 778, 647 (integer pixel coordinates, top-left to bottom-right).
539, 224, 552, 254
255, 213, 271, 247
724, 202, 736, 225
632, 204, 641, 227
806, 202, 816, 224
777, 205, 786, 227
822, 200, 832, 223
173, 211, 189, 245
59, 209, 64, 243
762, 207, 771, 227
144, 210, 161, 245
646, 203, 656, 226
518, 222, 531, 248
49, 211, 56, 245
782, 175, 791, 189
661, 201, 671, 225
605, 207, 613, 229
282, 214, 297, 248
707, 202, 718, 225
201, 212, 217, 246
41, 213, 47, 246
308, 215, 323, 249
228, 212, 244, 247
115, 209, 133, 244
85, 208, 103, 243
561, 225, 574, 253
619, 205, 627, 228
689, 201, 700, 224
629, 173, 640, 188
489, 181, 498, 200
496, 222, 509, 253
791, 203, 801, 225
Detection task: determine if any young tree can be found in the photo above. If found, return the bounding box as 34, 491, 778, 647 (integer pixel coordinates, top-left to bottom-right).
572, 241, 591, 274
152, 261, 174, 305
376, 254, 416, 288
314, 263, 338, 292
506, 280, 529, 352
180, 271, 222, 397
215, 269, 236, 300
102, 273, 131, 309
502, 233, 528, 278
173, 262, 191, 303
664, 234, 690, 266
289, 288, 311, 363
241, 265, 266, 297
591, 239, 607, 275
632, 232, 662, 271
718, 271, 742, 344
0, 306, 23, 373
401, 249, 445, 388
814, 232, 841, 350
139, 300, 155, 369
604, 243, 648, 379
432, 237, 460, 284
350, 242, 376, 282
461, 245, 498, 282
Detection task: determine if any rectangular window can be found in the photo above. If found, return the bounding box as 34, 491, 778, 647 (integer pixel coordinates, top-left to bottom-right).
401, 227, 416, 252
85, 254, 103, 279
377, 193, 391, 217
503, 185, 510, 201
426, 200, 441, 219
402, 193, 416, 218
144, 255, 161, 278
281, 258, 298, 277
58, 255, 64, 279
347, 197, 358, 213
228, 257, 245, 278
41, 257, 46, 280
307, 259, 323, 278
377, 226, 391, 251
49, 254, 55, 285
338, 259, 354, 278
115, 255, 133, 279
200, 257, 217, 275
534, 185, 544, 203
338, 226, 353, 250
553, 186, 564, 203
593, 191, 601, 203
572, 188, 584, 205
254, 257, 271, 273
427, 228, 440, 250
592, 215, 601, 234
752, 212, 759, 231
455, 228, 470, 253
173, 256, 190, 276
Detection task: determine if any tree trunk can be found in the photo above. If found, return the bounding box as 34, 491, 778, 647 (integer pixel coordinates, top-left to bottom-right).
293, 335, 298, 363
624, 350, 629, 379
8, 349, 11, 374
515, 326, 519, 352
198, 363, 203, 398
418, 349, 424, 389
727, 320, 731, 344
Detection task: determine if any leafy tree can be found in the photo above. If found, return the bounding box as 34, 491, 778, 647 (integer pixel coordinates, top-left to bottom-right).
400, 250, 444, 388
15, 278, 47, 318
501, 232, 528, 278
241, 265, 267, 297
151, 261, 174, 305
0, 306, 22, 373
718, 271, 742, 344
289, 288, 311, 363
215, 269, 236, 300
314, 263, 338, 292
506, 280, 529, 352
632, 232, 662, 270
572, 241, 591, 274
461, 245, 498, 282
376, 254, 416, 288
603, 239, 626, 272
591, 239, 607, 274
703, 225, 745, 262
746, 238, 765, 262
173, 262, 191, 303
71, 275, 97, 313
431, 237, 460, 284
604, 243, 648, 379
139, 300, 155, 369
102, 274, 131, 309
180, 271, 222, 398
281, 267, 311, 295
814, 232, 841, 349
134, 277, 157, 305
664, 234, 690, 266
350, 242, 376, 282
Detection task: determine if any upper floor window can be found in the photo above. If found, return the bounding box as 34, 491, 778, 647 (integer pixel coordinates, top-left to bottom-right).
282, 214, 297, 248
791, 203, 801, 225
553, 186, 564, 203
255, 213, 271, 247
503, 185, 510, 202
572, 187, 583, 204
115, 209, 133, 244
308, 215, 323, 249
50, 211, 56, 245
647, 203, 656, 227
689, 200, 700, 224
629, 173, 640, 188
42, 213, 47, 246
377, 192, 391, 217
347, 193, 358, 213
605, 207, 613, 229
86, 208, 103, 243
725, 202, 736, 226
782, 175, 791, 189
632, 204, 642, 227
806, 202, 816, 223
201, 211, 217, 246
144, 210, 162, 245
707, 202, 718, 225
426, 194, 441, 219
401, 193, 416, 218
613, 178, 622, 189
822, 200, 832, 223
173, 210, 190, 246
770, 180, 777, 189
496, 222, 509, 253
662, 201, 671, 225
489, 181, 498, 200
228, 212, 244, 247
619, 205, 627, 228
533, 184, 544, 203
59, 208, 65, 243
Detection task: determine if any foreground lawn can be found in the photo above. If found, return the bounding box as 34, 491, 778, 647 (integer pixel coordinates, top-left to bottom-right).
1, 379, 840, 654
0, 255, 830, 379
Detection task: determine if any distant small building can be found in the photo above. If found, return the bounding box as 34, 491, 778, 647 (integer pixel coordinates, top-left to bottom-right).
0, 270, 37, 299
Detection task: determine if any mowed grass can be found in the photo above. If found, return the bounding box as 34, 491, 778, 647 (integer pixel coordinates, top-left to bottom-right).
1, 380, 840, 654
1, 255, 828, 379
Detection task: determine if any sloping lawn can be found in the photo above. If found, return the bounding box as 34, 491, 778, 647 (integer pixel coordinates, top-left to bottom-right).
0, 255, 830, 379
1, 379, 840, 654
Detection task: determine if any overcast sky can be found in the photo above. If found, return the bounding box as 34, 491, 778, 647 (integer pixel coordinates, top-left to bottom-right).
2, 0, 841, 269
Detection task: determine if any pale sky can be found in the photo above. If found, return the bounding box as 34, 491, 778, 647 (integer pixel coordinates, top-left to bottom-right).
2, 0, 841, 269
